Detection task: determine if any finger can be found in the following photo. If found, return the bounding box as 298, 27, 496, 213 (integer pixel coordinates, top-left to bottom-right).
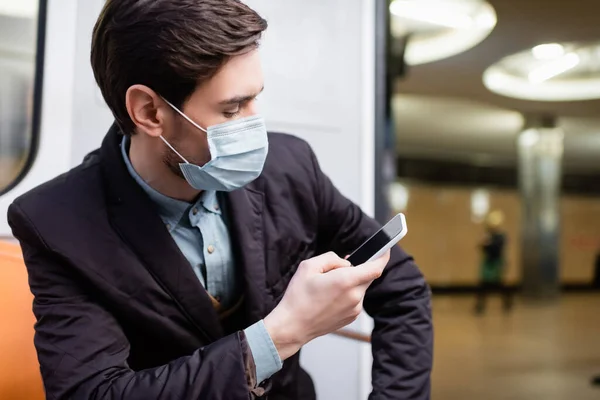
349, 250, 391, 285
306, 251, 351, 273
370, 249, 391, 264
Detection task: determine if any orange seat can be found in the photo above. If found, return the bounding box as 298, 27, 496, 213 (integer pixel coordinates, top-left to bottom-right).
0, 240, 45, 400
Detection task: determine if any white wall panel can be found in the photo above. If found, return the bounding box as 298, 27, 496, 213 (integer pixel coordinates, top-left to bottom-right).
69, 0, 113, 166
244, 1, 376, 399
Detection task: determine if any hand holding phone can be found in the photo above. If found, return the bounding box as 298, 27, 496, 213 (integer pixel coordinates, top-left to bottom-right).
264, 251, 390, 361
263, 214, 407, 361
347, 213, 408, 266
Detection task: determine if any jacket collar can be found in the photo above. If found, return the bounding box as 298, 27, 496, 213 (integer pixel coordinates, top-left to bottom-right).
99, 123, 269, 340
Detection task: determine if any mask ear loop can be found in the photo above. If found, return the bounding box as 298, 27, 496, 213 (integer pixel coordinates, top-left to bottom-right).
160, 96, 208, 133
158, 95, 209, 164
159, 135, 190, 164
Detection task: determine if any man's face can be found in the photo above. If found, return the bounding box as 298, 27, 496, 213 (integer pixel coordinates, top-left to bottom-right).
162, 49, 264, 177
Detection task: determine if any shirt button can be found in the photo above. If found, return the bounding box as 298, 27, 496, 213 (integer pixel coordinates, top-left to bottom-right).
165, 223, 171, 230
192, 207, 199, 216
207, 245, 215, 254
214, 204, 220, 211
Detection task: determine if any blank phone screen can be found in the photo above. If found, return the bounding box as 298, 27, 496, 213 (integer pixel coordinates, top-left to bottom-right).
347, 215, 405, 266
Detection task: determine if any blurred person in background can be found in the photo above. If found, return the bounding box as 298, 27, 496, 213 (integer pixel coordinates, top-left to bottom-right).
475, 210, 512, 315
589, 247, 600, 386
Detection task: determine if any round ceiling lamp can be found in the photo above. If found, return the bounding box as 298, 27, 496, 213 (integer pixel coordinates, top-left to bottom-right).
390, 0, 497, 66
483, 41, 600, 101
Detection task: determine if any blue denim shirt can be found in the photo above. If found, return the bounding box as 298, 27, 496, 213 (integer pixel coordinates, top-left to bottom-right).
121, 137, 281, 384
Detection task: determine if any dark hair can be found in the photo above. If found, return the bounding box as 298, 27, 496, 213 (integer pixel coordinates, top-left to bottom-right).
91, 0, 268, 134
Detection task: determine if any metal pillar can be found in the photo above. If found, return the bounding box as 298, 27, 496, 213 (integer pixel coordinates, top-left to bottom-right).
518, 115, 564, 300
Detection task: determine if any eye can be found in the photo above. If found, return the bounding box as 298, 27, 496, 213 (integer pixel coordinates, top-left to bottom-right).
223, 108, 241, 119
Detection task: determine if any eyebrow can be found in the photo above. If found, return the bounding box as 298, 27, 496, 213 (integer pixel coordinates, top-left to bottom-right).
219, 86, 264, 106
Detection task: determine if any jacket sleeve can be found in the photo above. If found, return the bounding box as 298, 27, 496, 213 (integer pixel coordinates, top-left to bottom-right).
305, 143, 433, 400
8, 202, 260, 400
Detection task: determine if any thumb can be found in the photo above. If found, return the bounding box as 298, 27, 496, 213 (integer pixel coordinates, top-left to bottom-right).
348, 250, 391, 285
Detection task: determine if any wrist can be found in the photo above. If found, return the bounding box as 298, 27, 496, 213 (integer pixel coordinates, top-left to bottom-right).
263, 308, 304, 361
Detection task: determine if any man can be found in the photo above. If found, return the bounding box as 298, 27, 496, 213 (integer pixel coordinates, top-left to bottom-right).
593, 250, 600, 388
474, 210, 512, 315
7, 1, 432, 399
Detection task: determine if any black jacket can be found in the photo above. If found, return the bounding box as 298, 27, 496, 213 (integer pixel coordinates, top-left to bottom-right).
8, 124, 432, 400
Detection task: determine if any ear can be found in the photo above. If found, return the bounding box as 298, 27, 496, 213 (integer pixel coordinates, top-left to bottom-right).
125, 85, 169, 138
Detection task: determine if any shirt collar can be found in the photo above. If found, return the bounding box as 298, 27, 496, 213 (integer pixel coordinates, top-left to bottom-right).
198, 190, 222, 216
120, 136, 224, 229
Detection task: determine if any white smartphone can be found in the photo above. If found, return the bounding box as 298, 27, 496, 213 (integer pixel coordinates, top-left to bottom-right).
347, 213, 408, 266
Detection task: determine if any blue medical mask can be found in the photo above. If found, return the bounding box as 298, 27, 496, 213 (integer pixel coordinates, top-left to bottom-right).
159, 98, 269, 192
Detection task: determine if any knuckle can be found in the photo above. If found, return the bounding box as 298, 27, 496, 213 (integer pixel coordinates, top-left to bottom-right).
334, 274, 351, 290
349, 289, 363, 304
298, 260, 309, 270
343, 275, 357, 290
372, 268, 383, 280
366, 265, 383, 280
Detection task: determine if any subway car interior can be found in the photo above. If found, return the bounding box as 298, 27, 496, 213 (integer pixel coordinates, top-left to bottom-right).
1, 0, 600, 399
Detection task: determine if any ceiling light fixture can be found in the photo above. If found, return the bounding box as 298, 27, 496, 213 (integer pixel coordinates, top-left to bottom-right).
483, 40, 600, 101
389, 0, 474, 30
532, 43, 565, 60
475, 13, 497, 29
528, 52, 580, 84
391, 0, 497, 66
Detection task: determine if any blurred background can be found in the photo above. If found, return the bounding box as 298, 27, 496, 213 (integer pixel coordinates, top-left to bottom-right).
1, 0, 599, 399
380, 1, 600, 399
